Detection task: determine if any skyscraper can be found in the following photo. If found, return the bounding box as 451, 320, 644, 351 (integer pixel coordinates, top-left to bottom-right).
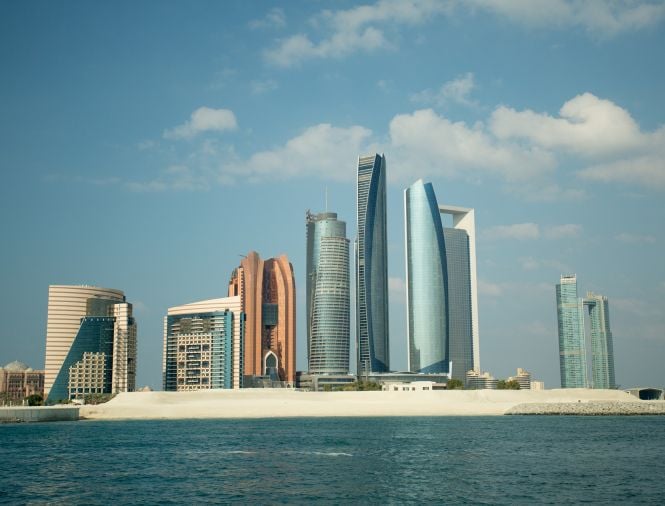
163, 296, 244, 391
44, 285, 137, 401
556, 275, 587, 388
229, 252, 296, 384
356, 153, 390, 375
584, 292, 616, 389
404, 180, 479, 380
306, 211, 350, 375
439, 204, 478, 380
404, 180, 449, 374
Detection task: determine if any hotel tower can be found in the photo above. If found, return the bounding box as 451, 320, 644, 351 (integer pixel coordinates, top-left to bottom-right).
356, 154, 390, 375
306, 211, 350, 375
44, 285, 137, 401
556, 275, 588, 388
229, 252, 296, 384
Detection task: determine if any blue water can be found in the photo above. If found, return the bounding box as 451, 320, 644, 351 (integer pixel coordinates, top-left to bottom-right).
1, 416, 664, 504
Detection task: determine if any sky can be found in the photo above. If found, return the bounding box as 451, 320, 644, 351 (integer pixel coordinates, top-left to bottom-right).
1, 0, 664, 390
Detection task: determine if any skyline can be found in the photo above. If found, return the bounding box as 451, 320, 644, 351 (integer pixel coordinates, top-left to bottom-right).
1, 1, 664, 389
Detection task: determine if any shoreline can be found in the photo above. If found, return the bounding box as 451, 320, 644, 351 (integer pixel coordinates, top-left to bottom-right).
78, 388, 665, 420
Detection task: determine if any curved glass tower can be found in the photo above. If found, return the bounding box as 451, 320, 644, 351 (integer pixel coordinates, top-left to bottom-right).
405, 180, 449, 373
556, 275, 587, 388
306, 211, 350, 374
356, 154, 390, 375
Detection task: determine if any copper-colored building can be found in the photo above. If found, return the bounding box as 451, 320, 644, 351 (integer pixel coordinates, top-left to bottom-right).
229, 251, 296, 384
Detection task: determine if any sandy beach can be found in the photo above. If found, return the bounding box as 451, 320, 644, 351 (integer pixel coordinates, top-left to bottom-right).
78, 388, 657, 420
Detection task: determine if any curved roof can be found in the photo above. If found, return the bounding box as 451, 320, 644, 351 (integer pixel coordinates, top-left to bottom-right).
3, 360, 29, 372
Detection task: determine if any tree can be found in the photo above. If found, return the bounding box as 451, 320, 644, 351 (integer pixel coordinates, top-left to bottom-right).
446, 379, 464, 390
497, 379, 520, 390
25, 394, 43, 406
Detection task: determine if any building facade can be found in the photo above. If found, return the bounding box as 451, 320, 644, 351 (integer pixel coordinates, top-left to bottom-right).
507, 368, 532, 390
356, 153, 390, 375
229, 252, 296, 384
439, 204, 479, 380
466, 369, 498, 390
306, 211, 350, 375
44, 285, 137, 401
404, 180, 449, 374
556, 275, 588, 388
163, 296, 244, 391
0, 361, 44, 404
584, 292, 616, 389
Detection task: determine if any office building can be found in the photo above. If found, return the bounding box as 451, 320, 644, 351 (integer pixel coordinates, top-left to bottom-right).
306, 211, 350, 375
229, 252, 296, 384
44, 285, 137, 401
0, 361, 44, 404
584, 292, 616, 389
556, 275, 588, 388
356, 153, 390, 375
404, 180, 449, 374
404, 179, 479, 380
163, 296, 244, 391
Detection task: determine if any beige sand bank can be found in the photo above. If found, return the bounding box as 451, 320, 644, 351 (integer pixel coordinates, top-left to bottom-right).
79, 388, 643, 420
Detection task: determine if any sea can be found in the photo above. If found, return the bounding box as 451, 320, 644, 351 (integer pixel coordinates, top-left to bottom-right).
1, 416, 664, 504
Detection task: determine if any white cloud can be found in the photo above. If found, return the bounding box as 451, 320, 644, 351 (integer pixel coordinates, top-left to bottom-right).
264, 0, 448, 67
250, 79, 278, 95
249, 7, 286, 30
388, 109, 556, 183
483, 223, 540, 240
411, 72, 477, 108
127, 165, 210, 192
479, 280, 502, 296
163, 107, 238, 140
543, 224, 582, 239
263, 1, 665, 66
520, 257, 571, 272
467, 0, 665, 37
578, 155, 665, 189
615, 232, 656, 244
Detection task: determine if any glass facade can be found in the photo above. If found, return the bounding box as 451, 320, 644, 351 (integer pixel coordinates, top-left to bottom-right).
306, 211, 350, 374
405, 180, 449, 373
356, 154, 390, 374
556, 275, 587, 388
584, 292, 616, 389
443, 228, 473, 380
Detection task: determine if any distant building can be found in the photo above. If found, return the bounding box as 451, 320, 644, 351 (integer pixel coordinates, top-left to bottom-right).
306, 211, 350, 375
507, 368, 532, 390
584, 292, 616, 389
466, 370, 497, 390
44, 285, 137, 402
404, 179, 479, 380
382, 381, 442, 392
229, 252, 296, 385
0, 361, 44, 404
556, 275, 587, 388
530, 381, 545, 391
163, 296, 244, 391
356, 153, 390, 375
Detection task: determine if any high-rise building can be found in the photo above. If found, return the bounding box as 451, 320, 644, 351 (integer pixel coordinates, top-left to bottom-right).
163, 296, 244, 391
404, 180, 449, 374
229, 252, 296, 384
356, 153, 390, 375
556, 275, 587, 388
404, 179, 479, 380
306, 211, 350, 375
439, 204, 478, 380
584, 292, 616, 389
44, 285, 137, 401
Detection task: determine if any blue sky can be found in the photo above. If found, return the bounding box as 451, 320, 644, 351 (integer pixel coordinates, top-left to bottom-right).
1, 0, 664, 389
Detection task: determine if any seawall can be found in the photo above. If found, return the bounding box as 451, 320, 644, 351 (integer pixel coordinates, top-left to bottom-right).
0, 406, 80, 423
506, 401, 665, 415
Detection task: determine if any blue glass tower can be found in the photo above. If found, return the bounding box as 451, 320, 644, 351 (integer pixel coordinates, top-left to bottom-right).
405, 180, 449, 373
584, 292, 616, 389
356, 154, 390, 375
556, 275, 587, 388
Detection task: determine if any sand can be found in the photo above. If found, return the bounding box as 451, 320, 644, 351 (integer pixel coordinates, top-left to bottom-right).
78, 388, 649, 420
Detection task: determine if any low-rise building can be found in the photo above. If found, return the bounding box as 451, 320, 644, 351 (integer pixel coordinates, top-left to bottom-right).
0, 361, 45, 404
466, 369, 498, 390
507, 368, 532, 390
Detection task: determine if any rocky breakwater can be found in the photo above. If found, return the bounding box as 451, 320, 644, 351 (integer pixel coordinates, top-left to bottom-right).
506, 400, 665, 416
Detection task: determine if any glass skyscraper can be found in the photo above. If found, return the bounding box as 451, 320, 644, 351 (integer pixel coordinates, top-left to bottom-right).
404, 180, 449, 373
356, 153, 390, 375
556, 275, 588, 388
306, 211, 350, 374
584, 292, 616, 389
